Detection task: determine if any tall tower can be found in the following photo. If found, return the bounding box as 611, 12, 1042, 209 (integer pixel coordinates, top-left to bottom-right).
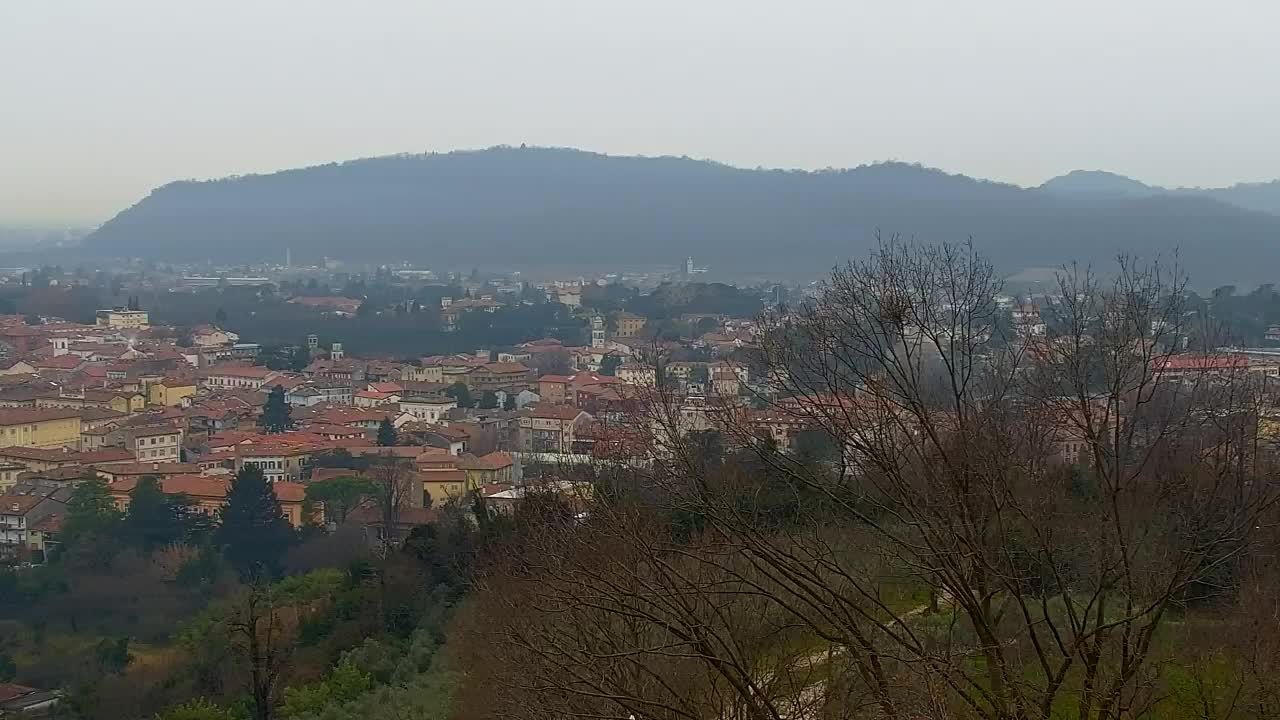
591, 315, 606, 348
285, 247, 292, 268
685, 256, 695, 276
330, 342, 344, 361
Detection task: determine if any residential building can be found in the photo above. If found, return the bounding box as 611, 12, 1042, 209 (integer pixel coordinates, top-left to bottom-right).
94, 462, 203, 483
125, 426, 183, 464
108, 475, 314, 528
234, 445, 314, 483
0, 683, 62, 715
0, 494, 64, 558
0, 462, 24, 492
458, 451, 514, 489
0, 409, 83, 450
353, 389, 399, 407
518, 405, 592, 453
204, 365, 281, 390
1155, 354, 1251, 382
401, 423, 468, 455
400, 396, 458, 423
148, 378, 197, 407
34, 389, 145, 415
95, 308, 150, 329
0, 447, 82, 472
286, 383, 353, 407
467, 362, 534, 395
614, 311, 648, 338
190, 326, 240, 347
616, 363, 658, 387
421, 467, 468, 508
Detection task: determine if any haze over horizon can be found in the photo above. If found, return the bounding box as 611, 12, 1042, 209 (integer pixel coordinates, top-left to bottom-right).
4, 0, 1279, 227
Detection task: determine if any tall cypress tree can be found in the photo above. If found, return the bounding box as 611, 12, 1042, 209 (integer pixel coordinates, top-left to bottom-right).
376, 417, 398, 447
63, 472, 122, 548
258, 385, 293, 434
218, 466, 294, 578
124, 475, 182, 551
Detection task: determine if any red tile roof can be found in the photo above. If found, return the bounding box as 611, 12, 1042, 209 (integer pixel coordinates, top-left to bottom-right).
460, 451, 513, 470
78, 449, 136, 464
29, 512, 63, 533
205, 364, 277, 379
98, 463, 203, 477
421, 469, 466, 484
0, 496, 47, 515
523, 404, 590, 421
31, 355, 84, 369
0, 408, 83, 426
109, 475, 307, 503
1158, 354, 1249, 371
482, 362, 531, 374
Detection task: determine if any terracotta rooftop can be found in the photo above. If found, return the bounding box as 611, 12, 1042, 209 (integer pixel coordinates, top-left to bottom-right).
205, 364, 277, 379
109, 475, 307, 503
0, 495, 48, 514
0, 408, 84, 426
97, 463, 203, 477
458, 451, 513, 471
523, 404, 590, 421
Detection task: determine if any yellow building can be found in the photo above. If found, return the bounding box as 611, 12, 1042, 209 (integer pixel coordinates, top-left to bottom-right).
95, 308, 150, 329
108, 475, 315, 529
458, 451, 514, 490
0, 408, 83, 450
614, 311, 648, 338
421, 469, 467, 508
148, 379, 197, 407
111, 393, 148, 415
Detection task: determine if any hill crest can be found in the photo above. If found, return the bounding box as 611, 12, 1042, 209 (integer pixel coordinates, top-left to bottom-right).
86, 146, 1280, 285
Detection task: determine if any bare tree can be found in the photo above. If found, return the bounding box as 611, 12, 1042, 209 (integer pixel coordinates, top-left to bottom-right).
462, 239, 1280, 720
226, 584, 296, 720
366, 451, 418, 552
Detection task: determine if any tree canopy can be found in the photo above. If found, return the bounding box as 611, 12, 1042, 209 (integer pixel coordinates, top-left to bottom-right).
217, 466, 295, 578
258, 385, 293, 434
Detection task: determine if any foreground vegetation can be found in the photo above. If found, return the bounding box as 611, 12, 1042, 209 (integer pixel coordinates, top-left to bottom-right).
454, 243, 1280, 719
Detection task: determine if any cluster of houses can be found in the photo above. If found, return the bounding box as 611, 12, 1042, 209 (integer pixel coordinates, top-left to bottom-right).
0, 302, 783, 559
5, 290, 1280, 563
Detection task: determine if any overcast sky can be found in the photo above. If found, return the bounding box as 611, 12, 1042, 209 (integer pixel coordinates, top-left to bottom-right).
3, 0, 1278, 226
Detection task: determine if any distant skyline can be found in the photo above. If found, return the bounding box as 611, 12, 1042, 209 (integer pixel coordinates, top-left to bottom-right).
3, 0, 1278, 226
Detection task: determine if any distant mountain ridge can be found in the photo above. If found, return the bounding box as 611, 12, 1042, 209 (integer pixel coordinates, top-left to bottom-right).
85, 147, 1280, 285
1039, 169, 1280, 216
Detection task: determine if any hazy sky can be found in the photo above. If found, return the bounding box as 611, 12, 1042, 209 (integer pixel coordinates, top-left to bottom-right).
3, 0, 1278, 226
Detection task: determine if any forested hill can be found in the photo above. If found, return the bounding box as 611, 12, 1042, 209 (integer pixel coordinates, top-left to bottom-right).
1039, 169, 1280, 216
86, 147, 1280, 284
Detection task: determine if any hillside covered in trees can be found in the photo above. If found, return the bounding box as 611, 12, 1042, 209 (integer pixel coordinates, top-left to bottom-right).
85, 147, 1280, 285
1039, 169, 1280, 215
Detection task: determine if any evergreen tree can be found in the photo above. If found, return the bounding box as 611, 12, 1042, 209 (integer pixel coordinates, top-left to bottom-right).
258, 385, 294, 434
125, 475, 183, 551
599, 355, 622, 376
376, 417, 398, 446
217, 466, 295, 578
479, 390, 499, 410
304, 475, 376, 526
288, 347, 311, 372
63, 473, 122, 547
445, 382, 472, 408
215, 307, 228, 325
